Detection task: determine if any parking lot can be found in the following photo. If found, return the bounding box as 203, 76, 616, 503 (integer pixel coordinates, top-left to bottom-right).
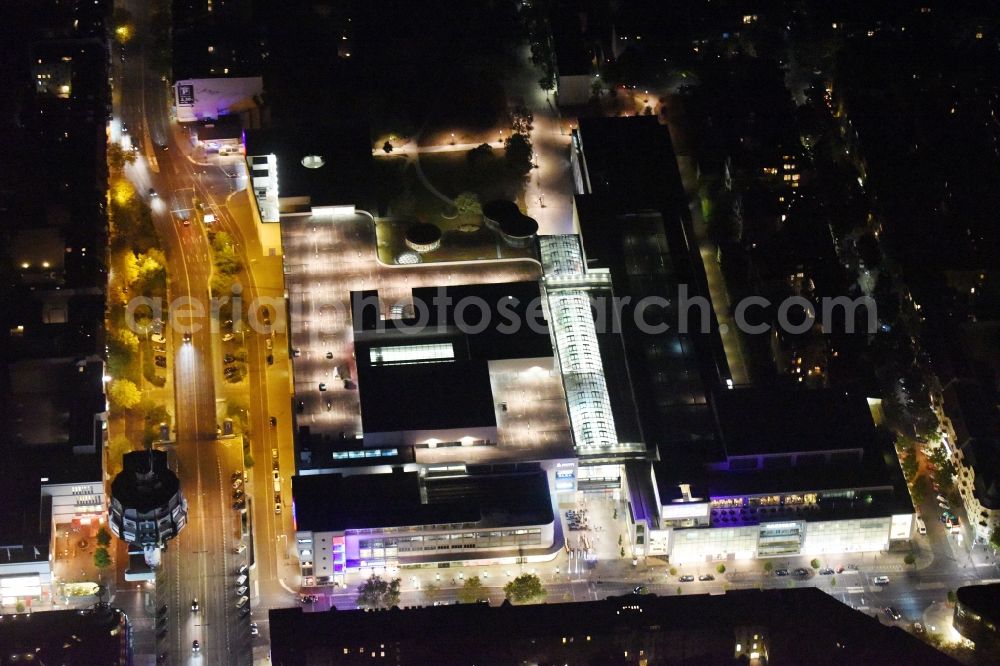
282, 209, 574, 460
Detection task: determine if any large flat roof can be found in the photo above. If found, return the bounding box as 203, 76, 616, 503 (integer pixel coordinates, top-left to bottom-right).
244, 125, 372, 208
292, 468, 552, 533
356, 358, 496, 434
711, 387, 878, 457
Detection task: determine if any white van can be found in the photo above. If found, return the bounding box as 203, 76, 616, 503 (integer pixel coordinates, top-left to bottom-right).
916, 516, 927, 535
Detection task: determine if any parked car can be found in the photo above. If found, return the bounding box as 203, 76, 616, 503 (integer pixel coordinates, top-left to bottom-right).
236, 586, 248, 597
884, 606, 902, 620
698, 574, 715, 581
236, 596, 248, 608
678, 575, 695, 582
633, 585, 649, 594
232, 489, 244, 501
239, 606, 251, 618
819, 568, 834, 575
232, 499, 245, 510
154, 356, 167, 367
250, 622, 259, 637
222, 333, 235, 342
872, 575, 890, 585
318, 383, 327, 391
775, 569, 790, 576
793, 568, 809, 576
223, 354, 236, 364
232, 478, 243, 489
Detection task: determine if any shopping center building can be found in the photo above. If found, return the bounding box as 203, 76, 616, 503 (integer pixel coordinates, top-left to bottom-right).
292, 466, 557, 586
263, 115, 913, 581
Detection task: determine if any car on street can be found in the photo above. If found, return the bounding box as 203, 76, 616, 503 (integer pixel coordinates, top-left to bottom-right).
678, 575, 695, 582
793, 568, 809, 576
222, 333, 235, 342
148, 187, 157, 197
275, 502, 282, 514
938, 501, 951, 510
884, 606, 902, 620
936, 495, 948, 504
819, 568, 834, 575
192, 640, 200, 654
774, 569, 789, 576
270, 416, 277, 427
698, 574, 715, 581
236, 543, 246, 554
181, 218, 190, 226
265, 337, 273, 351
319, 383, 327, 391
292, 347, 301, 357
191, 598, 199, 612
872, 575, 890, 585
250, 622, 259, 637
182, 332, 191, 343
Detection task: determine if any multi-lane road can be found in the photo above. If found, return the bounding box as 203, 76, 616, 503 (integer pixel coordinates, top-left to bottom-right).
112, 0, 299, 662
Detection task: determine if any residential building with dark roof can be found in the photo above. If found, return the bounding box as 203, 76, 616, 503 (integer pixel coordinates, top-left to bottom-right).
0, 605, 131, 665
941, 379, 1000, 542
268, 587, 954, 666
954, 583, 1000, 658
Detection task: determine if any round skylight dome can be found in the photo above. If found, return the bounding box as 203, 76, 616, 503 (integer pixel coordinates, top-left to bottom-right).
301, 155, 325, 169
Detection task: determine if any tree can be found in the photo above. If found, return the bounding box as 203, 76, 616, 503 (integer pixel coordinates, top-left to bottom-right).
457, 576, 487, 604
509, 105, 534, 135
504, 133, 533, 176
904, 553, 916, 567
454, 192, 482, 217
467, 143, 494, 167
763, 561, 774, 574
810, 559, 821, 570
94, 547, 112, 569
422, 582, 441, 604
15, 601, 25, 613
96, 527, 112, 548
356, 575, 400, 610
716, 563, 727, 574
947, 589, 956, 604
503, 573, 545, 604
830, 577, 836, 587
912, 475, 929, 505
669, 567, 677, 576
990, 526, 1000, 551
108, 379, 142, 411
